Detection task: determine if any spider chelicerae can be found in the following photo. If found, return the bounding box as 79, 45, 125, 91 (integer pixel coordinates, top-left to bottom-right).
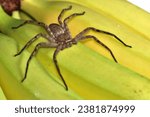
13, 6, 131, 91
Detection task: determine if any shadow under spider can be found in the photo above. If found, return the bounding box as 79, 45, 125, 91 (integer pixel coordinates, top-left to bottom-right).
12, 5, 132, 91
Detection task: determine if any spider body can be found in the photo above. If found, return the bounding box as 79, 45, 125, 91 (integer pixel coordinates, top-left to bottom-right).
49, 23, 76, 51
12, 6, 131, 91
49, 24, 68, 41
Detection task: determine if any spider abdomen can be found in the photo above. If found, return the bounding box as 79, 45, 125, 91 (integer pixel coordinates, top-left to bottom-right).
49, 23, 69, 41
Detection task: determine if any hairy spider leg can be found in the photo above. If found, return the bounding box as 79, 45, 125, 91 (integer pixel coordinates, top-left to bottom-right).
22, 42, 57, 82
53, 48, 68, 90
75, 27, 132, 48
62, 12, 85, 38
74, 35, 118, 62
20, 9, 37, 21
12, 20, 48, 30
58, 5, 72, 26
63, 11, 85, 24
14, 33, 51, 56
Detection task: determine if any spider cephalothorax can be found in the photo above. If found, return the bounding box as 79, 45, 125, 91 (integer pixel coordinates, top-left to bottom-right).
13, 6, 131, 91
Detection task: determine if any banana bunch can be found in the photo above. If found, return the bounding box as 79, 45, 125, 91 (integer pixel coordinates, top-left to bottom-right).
0, 0, 150, 99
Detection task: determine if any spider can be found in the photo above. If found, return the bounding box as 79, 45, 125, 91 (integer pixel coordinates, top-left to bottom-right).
12, 6, 131, 91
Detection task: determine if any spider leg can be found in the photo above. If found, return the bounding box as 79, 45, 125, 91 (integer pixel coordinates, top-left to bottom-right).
14, 33, 51, 56
58, 5, 72, 26
63, 11, 85, 24
74, 35, 118, 62
12, 20, 48, 30
22, 42, 57, 82
53, 48, 68, 90
19, 9, 37, 21
75, 27, 132, 48
63, 11, 85, 28
63, 11, 85, 38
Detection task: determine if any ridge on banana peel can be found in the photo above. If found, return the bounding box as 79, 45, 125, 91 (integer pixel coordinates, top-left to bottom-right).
0, 1, 150, 99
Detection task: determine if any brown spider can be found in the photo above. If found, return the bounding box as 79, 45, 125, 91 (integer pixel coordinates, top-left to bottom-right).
12, 6, 131, 91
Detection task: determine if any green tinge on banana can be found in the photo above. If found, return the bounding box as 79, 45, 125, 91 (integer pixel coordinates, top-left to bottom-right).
0, 0, 150, 99
0, 33, 82, 99
0, 86, 6, 100
12, 11, 21, 19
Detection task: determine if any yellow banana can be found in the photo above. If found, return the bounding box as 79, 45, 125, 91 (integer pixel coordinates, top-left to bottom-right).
55, 0, 150, 40
0, 0, 150, 99
21, 0, 150, 79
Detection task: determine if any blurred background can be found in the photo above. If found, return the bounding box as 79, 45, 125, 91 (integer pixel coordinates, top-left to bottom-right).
128, 0, 150, 13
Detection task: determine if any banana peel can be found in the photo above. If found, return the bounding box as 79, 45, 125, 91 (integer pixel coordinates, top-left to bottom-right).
0, 32, 82, 99
54, 0, 150, 40
0, 0, 150, 99
0, 86, 6, 100
0, 7, 123, 99
21, 1, 150, 79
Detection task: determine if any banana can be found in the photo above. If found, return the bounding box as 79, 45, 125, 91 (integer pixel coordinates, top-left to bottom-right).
0, 32, 82, 99
0, 0, 150, 99
0, 86, 6, 100
55, 0, 150, 40
0, 6, 122, 99
21, 0, 150, 79
12, 11, 21, 19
